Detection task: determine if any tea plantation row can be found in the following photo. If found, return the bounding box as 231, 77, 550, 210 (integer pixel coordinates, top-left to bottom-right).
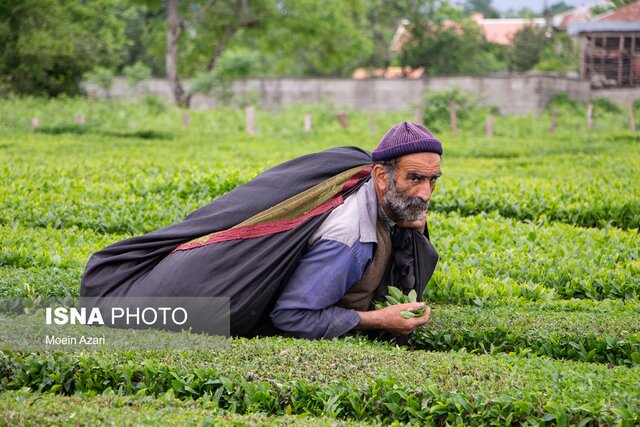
1, 98, 639, 424
2, 210, 637, 303
2, 148, 638, 233
1, 390, 372, 426
1, 337, 639, 425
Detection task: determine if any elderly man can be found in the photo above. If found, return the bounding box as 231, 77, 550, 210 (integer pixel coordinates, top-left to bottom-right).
81, 122, 441, 339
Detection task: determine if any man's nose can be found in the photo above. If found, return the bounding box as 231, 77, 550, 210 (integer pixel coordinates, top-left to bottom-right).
416, 183, 433, 202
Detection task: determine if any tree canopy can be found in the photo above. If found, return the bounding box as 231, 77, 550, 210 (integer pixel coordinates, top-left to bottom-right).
0, 0, 127, 96
0, 0, 586, 101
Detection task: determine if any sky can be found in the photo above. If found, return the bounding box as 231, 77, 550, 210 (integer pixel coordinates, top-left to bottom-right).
450, 0, 598, 14
491, 0, 592, 13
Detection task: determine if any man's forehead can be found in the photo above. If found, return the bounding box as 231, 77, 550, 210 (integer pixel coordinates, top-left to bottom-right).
396, 152, 441, 172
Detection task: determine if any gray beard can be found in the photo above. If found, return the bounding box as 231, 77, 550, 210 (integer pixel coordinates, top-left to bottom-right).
383, 179, 429, 222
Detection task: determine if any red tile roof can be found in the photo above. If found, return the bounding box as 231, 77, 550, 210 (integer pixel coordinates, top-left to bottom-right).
352, 67, 424, 79
474, 18, 545, 44
553, 3, 603, 30
596, 0, 640, 21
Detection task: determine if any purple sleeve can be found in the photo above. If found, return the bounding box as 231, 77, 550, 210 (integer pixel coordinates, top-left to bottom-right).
269, 239, 374, 339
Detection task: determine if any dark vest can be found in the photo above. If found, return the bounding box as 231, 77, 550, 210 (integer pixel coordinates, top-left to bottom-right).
337, 218, 392, 311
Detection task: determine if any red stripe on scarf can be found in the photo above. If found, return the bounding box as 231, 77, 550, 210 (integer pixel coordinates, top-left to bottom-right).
172, 167, 371, 252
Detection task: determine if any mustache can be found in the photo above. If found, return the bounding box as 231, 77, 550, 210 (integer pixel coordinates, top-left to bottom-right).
383, 189, 429, 222
403, 197, 429, 211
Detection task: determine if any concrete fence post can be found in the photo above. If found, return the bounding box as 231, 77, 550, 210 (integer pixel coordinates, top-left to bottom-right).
549, 108, 558, 133
414, 108, 423, 125
587, 103, 593, 131
182, 111, 190, 127
485, 115, 494, 137
627, 99, 636, 132
303, 114, 312, 133
31, 117, 40, 130
337, 112, 349, 129
449, 100, 457, 135
369, 115, 377, 135
245, 106, 256, 135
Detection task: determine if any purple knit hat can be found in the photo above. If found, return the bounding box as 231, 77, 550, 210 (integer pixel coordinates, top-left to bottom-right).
371, 122, 442, 162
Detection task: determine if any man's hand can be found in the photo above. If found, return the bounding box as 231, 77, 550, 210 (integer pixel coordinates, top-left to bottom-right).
396, 211, 427, 230
357, 302, 430, 336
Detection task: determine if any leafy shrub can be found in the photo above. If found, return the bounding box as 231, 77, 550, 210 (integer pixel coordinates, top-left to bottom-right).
546, 93, 582, 112
83, 67, 116, 98
1, 338, 640, 425
591, 97, 622, 114
123, 62, 151, 91
532, 32, 579, 74
142, 95, 167, 115
411, 304, 640, 366
421, 89, 494, 133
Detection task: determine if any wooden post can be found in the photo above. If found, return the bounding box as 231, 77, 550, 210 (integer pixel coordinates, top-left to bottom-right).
586, 37, 596, 79
628, 99, 637, 132
337, 112, 348, 129
587, 103, 593, 131
369, 115, 377, 135
182, 111, 190, 127
414, 108, 423, 125
485, 114, 494, 137
303, 114, 312, 133
632, 36, 637, 85
31, 117, 40, 130
75, 114, 85, 125
245, 106, 255, 135
449, 100, 457, 134
549, 108, 558, 132
618, 35, 624, 85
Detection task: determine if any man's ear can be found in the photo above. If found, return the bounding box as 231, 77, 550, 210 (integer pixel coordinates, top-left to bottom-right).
372, 164, 389, 192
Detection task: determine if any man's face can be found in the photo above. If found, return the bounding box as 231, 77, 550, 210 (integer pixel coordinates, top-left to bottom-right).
379, 152, 442, 222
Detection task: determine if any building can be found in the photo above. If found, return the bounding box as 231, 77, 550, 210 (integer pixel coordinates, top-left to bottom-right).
469, 13, 545, 45
354, 14, 545, 79
552, 1, 611, 30
569, 1, 640, 87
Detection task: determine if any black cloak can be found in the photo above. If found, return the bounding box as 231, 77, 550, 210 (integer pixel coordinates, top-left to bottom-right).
81, 146, 438, 336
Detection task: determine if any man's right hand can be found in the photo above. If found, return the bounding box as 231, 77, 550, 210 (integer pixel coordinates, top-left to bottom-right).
357, 302, 430, 336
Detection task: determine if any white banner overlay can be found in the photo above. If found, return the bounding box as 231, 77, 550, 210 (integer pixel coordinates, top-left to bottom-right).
0, 297, 230, 352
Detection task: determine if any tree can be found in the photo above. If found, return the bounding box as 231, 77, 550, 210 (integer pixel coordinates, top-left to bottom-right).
164, 0, 274, 107
545, 1, 573, 16
0, 0, 127, 96
258, 0, 372, 77
611, 0, 637, 7
118, 3, 166, 76
397, 1, 507, 75
357, 0, 409, 73
83, 67, 116, 98
463, 0, 500, 19
533, 31, 579, 75
592, 0, 637, 16
123, 61, 152, 93
503, 7, 540, 18
510, 25, 552, 72
164, 0, 371, 107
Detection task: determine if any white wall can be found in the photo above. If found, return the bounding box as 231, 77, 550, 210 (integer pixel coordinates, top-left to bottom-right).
94, 74, 601, 115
